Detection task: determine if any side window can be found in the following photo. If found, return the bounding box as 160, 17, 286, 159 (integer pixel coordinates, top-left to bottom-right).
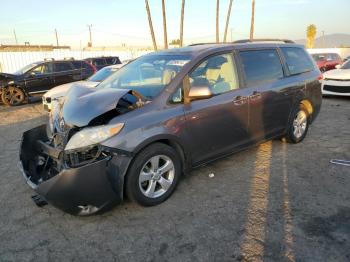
281, 47, 314, 75
93, 59, 106, 66
71, 61, 83, 69
54, 62, 73, 72
189, 53, 239, 95
31, 63, 53, 74
240, 49, 283, 86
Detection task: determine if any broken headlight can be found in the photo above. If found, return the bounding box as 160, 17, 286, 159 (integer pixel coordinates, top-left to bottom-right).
65, 123, 124, 151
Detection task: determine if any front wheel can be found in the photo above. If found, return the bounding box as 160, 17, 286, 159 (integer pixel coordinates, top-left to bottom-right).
1, 86, 25, 106
284, 104, 310, 143
125, 143, 182, 206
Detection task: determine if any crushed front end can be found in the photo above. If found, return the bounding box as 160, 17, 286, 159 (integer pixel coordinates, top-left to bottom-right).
19, 124, 132, 215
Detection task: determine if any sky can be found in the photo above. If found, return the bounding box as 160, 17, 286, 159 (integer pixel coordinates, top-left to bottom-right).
0, 0, 349, 48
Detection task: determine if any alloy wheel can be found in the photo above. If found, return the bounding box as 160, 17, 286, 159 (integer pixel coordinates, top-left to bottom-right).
3, 87, 24, 105
138, 155, 175, 198
293, 110, 307, 139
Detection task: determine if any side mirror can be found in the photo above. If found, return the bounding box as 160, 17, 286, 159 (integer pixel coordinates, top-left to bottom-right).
188, 85, 213, 101
335, 64, 341, 69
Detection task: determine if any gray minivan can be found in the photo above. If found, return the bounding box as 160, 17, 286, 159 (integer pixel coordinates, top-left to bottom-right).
20, 40, 322, 215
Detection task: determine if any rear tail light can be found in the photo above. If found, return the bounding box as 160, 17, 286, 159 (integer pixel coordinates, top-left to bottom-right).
85, 61, 97, 73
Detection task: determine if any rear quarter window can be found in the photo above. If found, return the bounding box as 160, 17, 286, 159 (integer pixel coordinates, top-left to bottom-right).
71, 61, 83, 69
93, 59, 106, 66
239, 49, 284, 86
281, 47, 315, 75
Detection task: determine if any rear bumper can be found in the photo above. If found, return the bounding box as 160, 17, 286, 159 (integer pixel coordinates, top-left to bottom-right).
19, 125, 132, 215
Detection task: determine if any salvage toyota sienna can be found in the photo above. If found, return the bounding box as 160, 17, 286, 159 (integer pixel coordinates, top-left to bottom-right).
19, 40, 322, 215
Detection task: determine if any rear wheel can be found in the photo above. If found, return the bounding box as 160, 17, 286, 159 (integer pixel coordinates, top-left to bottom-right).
284, 104, 309, 143
125, 143, 182, 206
1, 86, 25, 106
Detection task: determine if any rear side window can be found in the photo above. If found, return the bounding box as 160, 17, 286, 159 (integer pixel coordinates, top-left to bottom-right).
71, 61, 83, 69
281, 47, 314, 75
93, 59, 106, 66
105, 57, 121, 64
239, 49, 284, 86
54, 62, 73, 72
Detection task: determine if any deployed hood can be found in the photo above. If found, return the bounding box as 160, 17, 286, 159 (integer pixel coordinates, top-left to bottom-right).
62, 85, 133, 127
324, 69, 350, 80
44, 81, 98, 99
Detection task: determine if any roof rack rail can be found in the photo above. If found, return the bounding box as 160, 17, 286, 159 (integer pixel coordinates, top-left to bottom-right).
44, 58, 55, 61
188, 42, 222, 46
233, 39, 295, 44
64, 57, 75, 60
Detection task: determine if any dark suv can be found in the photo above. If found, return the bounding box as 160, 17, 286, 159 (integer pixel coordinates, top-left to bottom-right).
84, 56, 122, 71
0, 59, 96, 106
19, 40, 322, 215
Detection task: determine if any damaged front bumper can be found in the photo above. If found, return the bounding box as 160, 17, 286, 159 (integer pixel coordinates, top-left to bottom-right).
19, 125, 132, 215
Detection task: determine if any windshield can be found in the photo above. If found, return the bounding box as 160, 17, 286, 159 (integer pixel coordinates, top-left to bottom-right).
88, 66, 120, 82
14, 62, 39, 75
97, 54, 191, 99
341, 60, 350, 69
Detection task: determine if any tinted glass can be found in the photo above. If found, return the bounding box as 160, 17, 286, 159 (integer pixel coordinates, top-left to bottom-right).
105, 57, 121, 64
341, 60, 350, 69
98, 54, 191, 99
54, 62, 72, 72
93, 59, 106, 66
71, 61, 83, 69
189, 53, 239, 95
14, 63, 39, 75
88, 67, 118, 82
240, 49, 283, 85
281, 47, 314, 75
312, 54, 326, 61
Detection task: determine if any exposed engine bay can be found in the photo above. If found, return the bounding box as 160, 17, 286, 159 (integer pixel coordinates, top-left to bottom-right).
25, 86, 149, 185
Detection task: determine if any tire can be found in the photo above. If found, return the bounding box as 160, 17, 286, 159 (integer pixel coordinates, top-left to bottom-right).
125, 143, 182, 206
284, 104, 310, 143
1, 86, 25, 106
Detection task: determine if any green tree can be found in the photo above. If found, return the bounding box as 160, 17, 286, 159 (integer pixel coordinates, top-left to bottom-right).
306, 24, 317, 48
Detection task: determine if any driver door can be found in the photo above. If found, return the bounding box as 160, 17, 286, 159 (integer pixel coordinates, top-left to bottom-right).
183, 53, 250, 164
24, 63, 55, 93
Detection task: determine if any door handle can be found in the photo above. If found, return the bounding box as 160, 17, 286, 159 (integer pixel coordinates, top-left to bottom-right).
249, 91, 261, 100
233, 96, 248, 105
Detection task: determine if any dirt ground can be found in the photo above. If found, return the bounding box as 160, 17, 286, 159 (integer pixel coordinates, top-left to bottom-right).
0, 97, 349, 262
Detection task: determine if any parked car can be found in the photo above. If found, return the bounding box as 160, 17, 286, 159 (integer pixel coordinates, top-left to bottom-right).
321, 60, 350, 96
84, 56, 122, 71
311, 53, 342, 72
19, 40, 322, 215
42, 64, 124, 111
0, 59, 96, 106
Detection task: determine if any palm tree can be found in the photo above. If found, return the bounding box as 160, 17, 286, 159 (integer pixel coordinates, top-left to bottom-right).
216, 0, 220, 43
306, 24, 317, 48
162, 0, 168, 49
145, 0, 157, 50
179, 0, 185, 47
249, 0, 255, 40
223, 0, 233, 42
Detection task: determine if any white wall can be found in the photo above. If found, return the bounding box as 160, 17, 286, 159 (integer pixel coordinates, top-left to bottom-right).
0, 49, 150, 73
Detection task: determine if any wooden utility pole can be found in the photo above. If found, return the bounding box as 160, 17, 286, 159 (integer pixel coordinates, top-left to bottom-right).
223, 0, 233, 42
145, 0, 157, 51
13, 29, 18, 45
249, 0, 255, 41
54, 28, 59, 46
162, 0, 168, 49
179, 0, 185, 47
216, 0, 220, 43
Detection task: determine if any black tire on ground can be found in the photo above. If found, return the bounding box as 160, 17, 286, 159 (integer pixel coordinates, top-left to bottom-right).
284, 104, 310, 144
125, 143, 182, 206
1, 86, 25, 106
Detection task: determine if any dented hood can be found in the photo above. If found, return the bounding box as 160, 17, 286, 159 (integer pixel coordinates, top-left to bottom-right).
62, 85, 131, 127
